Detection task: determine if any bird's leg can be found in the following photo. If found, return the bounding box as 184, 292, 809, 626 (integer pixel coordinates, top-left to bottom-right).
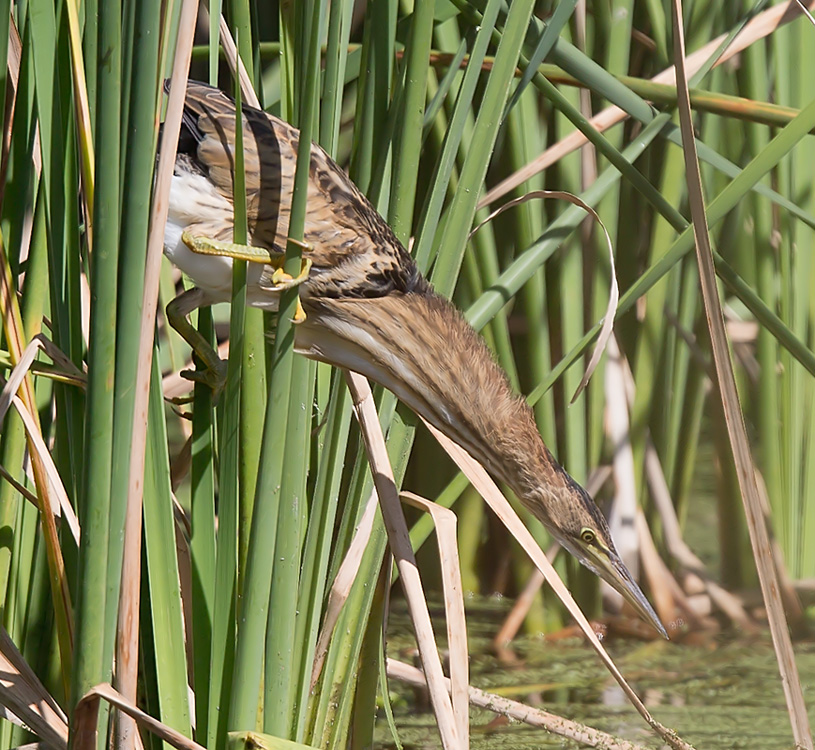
182, 231, 312, 322
182, 231, 283, 264
168, 237, 315, 394
166, 286, 227, 396
182, 231, 312, 287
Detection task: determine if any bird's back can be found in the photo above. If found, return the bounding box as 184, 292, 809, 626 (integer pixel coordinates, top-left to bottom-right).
169, 81, 428, 303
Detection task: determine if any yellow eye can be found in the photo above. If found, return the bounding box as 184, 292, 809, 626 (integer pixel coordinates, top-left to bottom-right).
580, 528, 596, 545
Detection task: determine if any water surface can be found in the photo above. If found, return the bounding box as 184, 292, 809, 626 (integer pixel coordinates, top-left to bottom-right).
382, 598, 815, 749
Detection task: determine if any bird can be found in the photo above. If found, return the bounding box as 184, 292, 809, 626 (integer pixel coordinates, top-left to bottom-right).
163, 80, 667, 639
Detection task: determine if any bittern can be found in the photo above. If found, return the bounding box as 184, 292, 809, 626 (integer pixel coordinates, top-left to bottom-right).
163, 81, 667, 638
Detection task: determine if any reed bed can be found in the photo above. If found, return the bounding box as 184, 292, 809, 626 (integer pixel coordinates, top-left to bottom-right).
0, 1, 813, 749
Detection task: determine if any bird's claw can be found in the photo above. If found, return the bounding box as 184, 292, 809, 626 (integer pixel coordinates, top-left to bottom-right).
180, 357, 228, 399
286, 236, 313, 253
293, 297, 307, 324
270, 258, 313, 290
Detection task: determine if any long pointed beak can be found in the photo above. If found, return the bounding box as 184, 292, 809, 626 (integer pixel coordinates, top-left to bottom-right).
599, 551, 668, 639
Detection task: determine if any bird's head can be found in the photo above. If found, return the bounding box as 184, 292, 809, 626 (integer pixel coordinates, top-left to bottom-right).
534, 477, 668, 639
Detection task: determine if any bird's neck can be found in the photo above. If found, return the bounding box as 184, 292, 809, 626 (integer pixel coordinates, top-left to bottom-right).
295, 291, 569, 517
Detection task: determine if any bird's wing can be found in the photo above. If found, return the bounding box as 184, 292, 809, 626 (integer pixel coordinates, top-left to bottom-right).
178, 81, 427, 300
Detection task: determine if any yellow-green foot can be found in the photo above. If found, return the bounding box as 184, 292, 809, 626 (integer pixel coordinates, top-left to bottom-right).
181, 356, 228, 396
270, 257, 313, 290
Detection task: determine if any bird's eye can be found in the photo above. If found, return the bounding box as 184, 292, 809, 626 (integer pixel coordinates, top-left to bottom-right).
580, 527, 596, 545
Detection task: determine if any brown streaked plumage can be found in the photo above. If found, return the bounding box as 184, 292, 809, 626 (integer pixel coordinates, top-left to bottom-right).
163, 81, 667, 638
165, 81, 425, 306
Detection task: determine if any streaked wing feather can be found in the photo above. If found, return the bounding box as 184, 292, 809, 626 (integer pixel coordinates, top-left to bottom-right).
177, 81, 426, 300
